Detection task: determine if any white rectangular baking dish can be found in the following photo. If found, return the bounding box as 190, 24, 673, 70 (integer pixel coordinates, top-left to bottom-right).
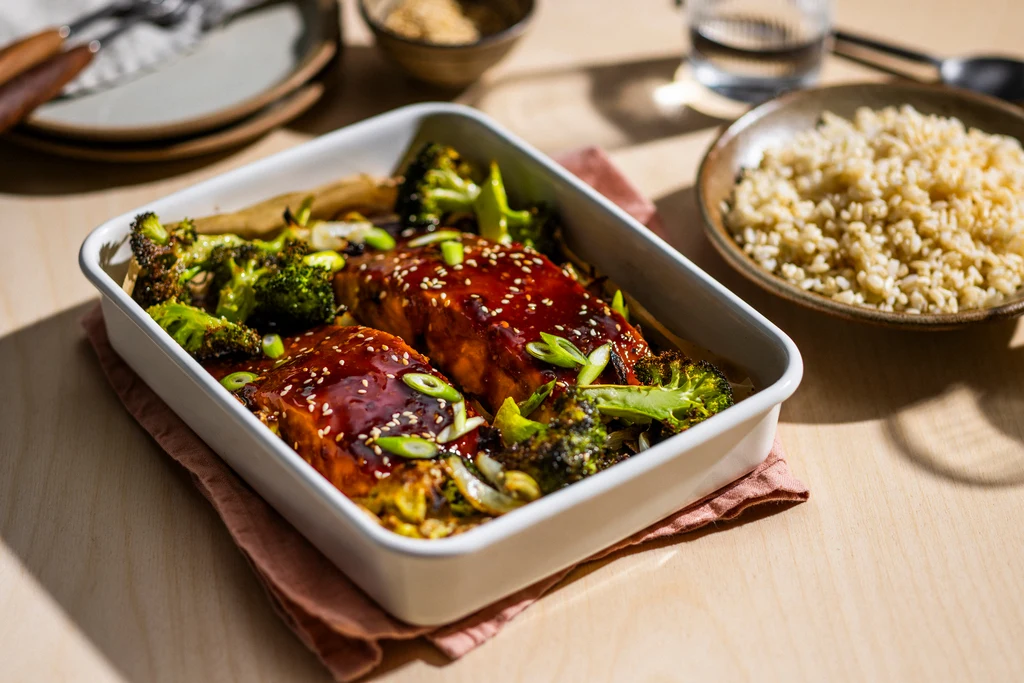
79, 103, 802, 626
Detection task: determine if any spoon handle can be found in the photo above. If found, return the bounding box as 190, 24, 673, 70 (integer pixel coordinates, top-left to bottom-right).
833, 30, 942, 68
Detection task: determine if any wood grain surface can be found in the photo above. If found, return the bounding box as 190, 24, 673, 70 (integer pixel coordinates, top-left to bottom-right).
1, 0, 1023, 681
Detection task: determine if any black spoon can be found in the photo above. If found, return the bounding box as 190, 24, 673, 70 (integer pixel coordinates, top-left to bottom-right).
834, 29, 1024, 102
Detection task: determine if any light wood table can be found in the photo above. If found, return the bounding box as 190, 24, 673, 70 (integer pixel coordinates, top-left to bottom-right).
2, 1, 1023, 681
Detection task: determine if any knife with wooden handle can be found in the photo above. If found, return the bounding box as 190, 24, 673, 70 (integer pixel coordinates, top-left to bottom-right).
0, 28, 68, 86
0, 43, 98, 133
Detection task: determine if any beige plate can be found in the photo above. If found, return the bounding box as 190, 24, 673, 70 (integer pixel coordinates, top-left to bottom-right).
697, 82, 1024, 330
4, 82, 323, 162
22, 0, 336, 143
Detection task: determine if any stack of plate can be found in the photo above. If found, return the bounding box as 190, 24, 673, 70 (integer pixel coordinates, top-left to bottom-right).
5, 0, 338, 162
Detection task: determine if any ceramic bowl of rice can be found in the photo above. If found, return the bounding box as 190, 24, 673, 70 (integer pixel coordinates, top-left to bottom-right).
697, 82, 1024, 329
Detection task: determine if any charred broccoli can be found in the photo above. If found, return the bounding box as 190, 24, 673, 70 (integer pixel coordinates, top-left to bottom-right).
580, 351, 733, 434
250, 260, 336, 331
495, 392, 616, 494
396, 143, 480, 229
146, 299, 261, 361
214, 247, 270, 323
129, 212, 243, 308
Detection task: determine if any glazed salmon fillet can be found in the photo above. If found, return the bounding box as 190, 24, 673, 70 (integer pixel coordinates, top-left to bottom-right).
206, 324, 479, 498
334, 234, 649, 414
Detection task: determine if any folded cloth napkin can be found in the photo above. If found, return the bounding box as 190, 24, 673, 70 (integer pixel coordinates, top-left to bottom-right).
81, 147, 809, 682
0, 0, 260, 96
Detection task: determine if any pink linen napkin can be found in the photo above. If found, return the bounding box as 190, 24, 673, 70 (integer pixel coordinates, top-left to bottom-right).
81, 147, 809, 681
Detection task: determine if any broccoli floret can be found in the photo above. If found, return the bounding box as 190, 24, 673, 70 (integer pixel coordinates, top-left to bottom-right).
214, 252, 270, 323
129, 212, 245, 308
252, 227, 311, 259
495, 392, 615, 494
146, 299, 261, 361
507, 204, 559, 256
580, 351, 734, 434
474, 161, 531, 245
129, 213, 198, 307
250, 260, 336, 332
396, 143, 480, 230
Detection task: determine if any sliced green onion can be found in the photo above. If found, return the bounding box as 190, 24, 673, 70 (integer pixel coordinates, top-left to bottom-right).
303, 250, 346, 272
295, 195, 314, 226
525, 332, 587, 368
363, 227, 396, 251
441, 240, 464, 266
503, 470, 541, 502
474, 453, 542, 502
577, 343, 611, 386
376, 435, 439, 459
402, 372, 462, 402
540, 332, 588, 365
220, 371, 257, 391
611, 289, 629, 322
408, 229, 461, 247
444, 456, 523, 515
518, 380, 555, 417
437, 400, 486, 443
262, 333, 285, 359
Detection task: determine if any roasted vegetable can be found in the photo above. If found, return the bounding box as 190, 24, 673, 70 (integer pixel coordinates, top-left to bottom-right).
579, 351, 733, 434
146, 299, 261, 361
396, 143, 480, 229
214, 251, 270, 323
495, 392, 616, 494
128, 212, 245, 308
250, 260, 336, 331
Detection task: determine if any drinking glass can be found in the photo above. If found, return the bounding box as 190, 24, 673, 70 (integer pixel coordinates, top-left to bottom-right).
687, 0, 833, 103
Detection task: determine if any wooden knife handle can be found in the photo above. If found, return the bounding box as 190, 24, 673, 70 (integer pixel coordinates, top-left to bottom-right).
0, 44, 95, 133
0, 28, 65, 85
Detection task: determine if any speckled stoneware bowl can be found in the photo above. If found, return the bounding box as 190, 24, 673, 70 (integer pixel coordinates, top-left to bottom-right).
697, 82, 1024, 330
359, 0, 534, 89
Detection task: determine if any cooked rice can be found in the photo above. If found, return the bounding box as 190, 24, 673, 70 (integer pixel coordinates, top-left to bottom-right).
724, 105, 1024, 314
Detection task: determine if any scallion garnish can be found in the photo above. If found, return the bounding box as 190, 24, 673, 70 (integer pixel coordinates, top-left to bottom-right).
517, 380, 555, 417
303, 250, 346, 273
220, 371, 258, 391
611, 289, 629, 322
295, 195, 314, 226
363, 227, 396, 251
408, 229, 461, 247
262, 333, 285, 359
577, 343, 611, 386
376, 435, 439, 459
441, 240, 464, 266
437, 400, 486, 443
402, 372, 462, 402
525, 332, 587, 368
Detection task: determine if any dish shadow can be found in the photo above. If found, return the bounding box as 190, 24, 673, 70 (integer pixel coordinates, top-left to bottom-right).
0, 139, 241, 195
460, 55, 730, 152
0, 302, 330, 682
287, 45, 461, 137
655, 184, 1024, 486
363, 500, 807, 681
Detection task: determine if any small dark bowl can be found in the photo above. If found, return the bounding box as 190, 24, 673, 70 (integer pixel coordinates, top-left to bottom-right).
697, 82, 1024, 330
359, 0, 534, 89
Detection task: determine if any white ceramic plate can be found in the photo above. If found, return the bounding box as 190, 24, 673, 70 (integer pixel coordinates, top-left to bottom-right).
79, 103, 803, 625
24, 0, 336, 143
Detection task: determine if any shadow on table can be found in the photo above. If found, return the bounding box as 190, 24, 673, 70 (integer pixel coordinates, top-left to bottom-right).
655, 184, 1024, 487
0, 302, 330, 683
460, 55, 730, 153
0, 139, 243, 195
364, 500, 806, 681
287, 45, 460, 137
